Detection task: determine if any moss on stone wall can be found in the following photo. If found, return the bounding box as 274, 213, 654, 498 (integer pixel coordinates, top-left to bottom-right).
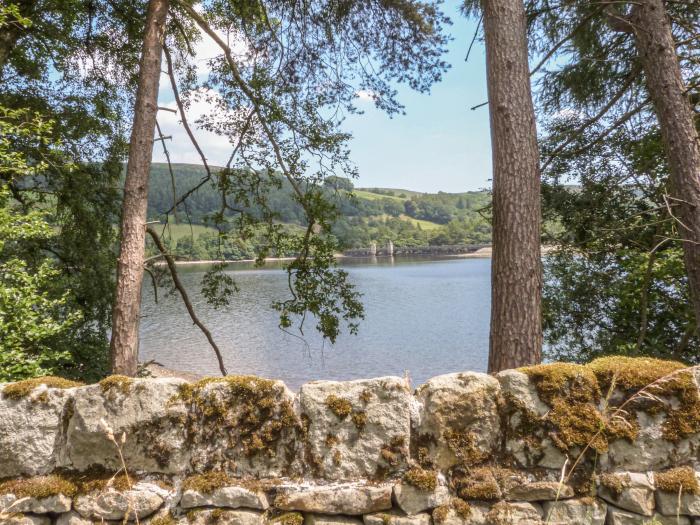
0, 475, 77, 498
2, 376, 83, 400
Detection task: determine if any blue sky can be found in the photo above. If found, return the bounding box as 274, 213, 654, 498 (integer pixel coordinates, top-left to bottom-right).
342, 1, 491, 192
154, 1, 490, 194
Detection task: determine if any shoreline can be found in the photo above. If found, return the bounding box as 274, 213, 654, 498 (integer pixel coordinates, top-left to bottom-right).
158, 247, 495, 266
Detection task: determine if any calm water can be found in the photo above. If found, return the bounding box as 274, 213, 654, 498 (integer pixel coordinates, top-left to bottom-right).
139, 256, 491, 390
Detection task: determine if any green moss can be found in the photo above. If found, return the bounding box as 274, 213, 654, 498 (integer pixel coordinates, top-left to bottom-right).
149, 512, 177, 525
452, 467, 504, 500
433, 505, 450, 524
359, 389, 372, 403
99, 375, 133, 395
325, 395, 352, 418
435, 498, 472, 521
599, 472, 630, 496
2, 376, 83, 400
588, 357, 687, 392
172, 375, 299, 465
518, 362, 639, 455
655, 467, 700, 495
182, 471, 233, 493
351, 410, 367, 430
521, 363, 600, 405
269, 512, 304, 525
0, 475, 78, 498
443, 428, 486, 465
404, 467, 437, 491
452, 497, 472, 519
589, 357, 700, 443
72, 470, 134, 493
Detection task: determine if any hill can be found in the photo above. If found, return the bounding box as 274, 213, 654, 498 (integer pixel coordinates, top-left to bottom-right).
146, 164, 491, 260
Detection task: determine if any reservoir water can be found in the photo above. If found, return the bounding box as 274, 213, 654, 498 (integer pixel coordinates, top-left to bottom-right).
139, 256, 490, 390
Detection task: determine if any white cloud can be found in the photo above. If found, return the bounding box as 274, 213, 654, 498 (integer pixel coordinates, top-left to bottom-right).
152, 26, 252, 168
355, 89, 379, 102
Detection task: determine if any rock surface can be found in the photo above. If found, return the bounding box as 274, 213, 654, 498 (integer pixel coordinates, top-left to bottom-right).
60, 378, 189, 473
432, 504, 489, 525
605, 411, 699, 471
305, 515, 364, 525
598, 472, 655, 516
394, 482, 450, 515
656, 486, 700, 516
607, 507, 691, 525
542, 498, 607, 525
73, 487, 164, 520
55, 512, 92, 525
0, 385, 72, 477
299, 377, 412, 480
0, 493, 71, 514
505, 481, 574, 501
276, 484, 393, 515
178, 509, 264, 525
485, 501, 543, 524
180, 485, 269, 509
0, 515, 51, 525
413, 372, 501, 470
363, 511, 432, 525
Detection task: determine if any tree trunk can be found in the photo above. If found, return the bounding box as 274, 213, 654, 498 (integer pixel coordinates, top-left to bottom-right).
631, 0, 700, 331
482, 0, 543, 373
110, 0, 169, 376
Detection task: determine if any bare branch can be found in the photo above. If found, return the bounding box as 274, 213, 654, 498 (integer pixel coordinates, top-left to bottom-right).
146, 226, 228, 376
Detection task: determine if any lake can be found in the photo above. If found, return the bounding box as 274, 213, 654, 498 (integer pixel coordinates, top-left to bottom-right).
139, 256, 491, 390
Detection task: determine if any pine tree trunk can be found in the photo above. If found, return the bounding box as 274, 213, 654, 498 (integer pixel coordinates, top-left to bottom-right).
110, 0, 169, 376
631, 0, 700, 331
482, 0, 543, 373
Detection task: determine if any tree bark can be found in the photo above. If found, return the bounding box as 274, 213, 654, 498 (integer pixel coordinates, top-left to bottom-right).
483, 0, 543, 372
110, 0, 169, 376
631, 0, 700, 330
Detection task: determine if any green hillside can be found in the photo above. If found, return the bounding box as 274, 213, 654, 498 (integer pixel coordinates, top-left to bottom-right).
146, 164, 491, 260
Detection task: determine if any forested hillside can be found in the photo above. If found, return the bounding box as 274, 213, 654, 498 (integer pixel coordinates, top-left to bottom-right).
147, 164, 491, 260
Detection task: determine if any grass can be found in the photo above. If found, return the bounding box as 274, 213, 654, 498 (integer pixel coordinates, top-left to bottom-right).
154, 223, 218, 242
352, 190, 407, 202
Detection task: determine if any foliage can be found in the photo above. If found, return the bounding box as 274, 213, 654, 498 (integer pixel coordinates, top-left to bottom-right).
541, 122, 698, 363
0, 108, 100, 381
147, 163, 492, 260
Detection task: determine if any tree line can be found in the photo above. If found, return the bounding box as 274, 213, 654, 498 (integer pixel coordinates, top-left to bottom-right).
0, 0, 698, 381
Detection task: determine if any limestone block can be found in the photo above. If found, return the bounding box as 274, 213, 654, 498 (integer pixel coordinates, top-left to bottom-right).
413, 372, 501, 470
0, 493, 71, 514
275, 483, 393, 515
74, 486, 164, 520
181, 485, 269, 510
607, 507, 690, 525
394, 481, 450, 515
598, 472, 655, 516
363, 511, 431, 525
305, 515, 364, 525
0, 514, 51, 525
542, 498, 607, 525
184, 377, 301, 477
505, 481, 574, 501
61, 378, 190, 473
0, 384, 73, 477
179, 509, 264, 525
432, 503, 489, 525
55, 512, 93, 525
299, 377, 411, 480
484, 501, 543, 525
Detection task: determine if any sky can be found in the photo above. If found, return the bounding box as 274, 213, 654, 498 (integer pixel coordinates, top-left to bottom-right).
153, 1, 491, 194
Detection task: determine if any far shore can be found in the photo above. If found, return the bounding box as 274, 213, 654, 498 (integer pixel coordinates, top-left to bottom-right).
157, 246, 496, 266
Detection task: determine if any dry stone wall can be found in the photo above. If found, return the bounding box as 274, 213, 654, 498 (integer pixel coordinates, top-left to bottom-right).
1, 357, 700, 524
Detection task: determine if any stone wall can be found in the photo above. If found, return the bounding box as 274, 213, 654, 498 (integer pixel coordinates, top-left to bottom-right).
0, 357, 699, 524
342, 244, 490, 258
